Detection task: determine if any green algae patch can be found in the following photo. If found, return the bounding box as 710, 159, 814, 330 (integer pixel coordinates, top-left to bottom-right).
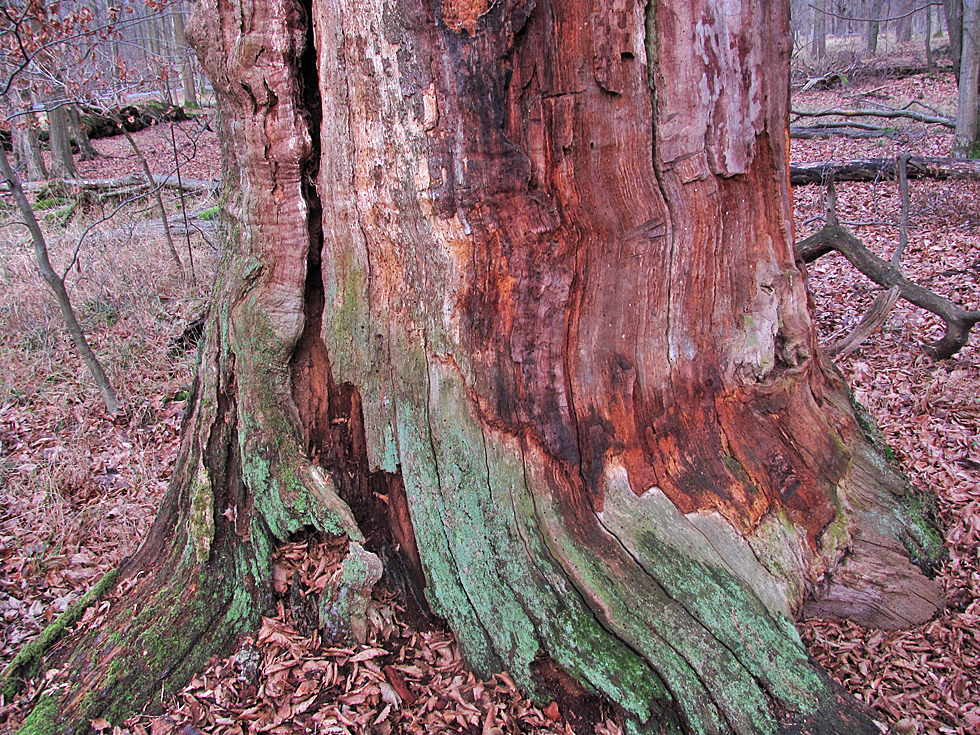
900, 487, 946, 576
851, 397, 897, 463
189, 464, 216, 563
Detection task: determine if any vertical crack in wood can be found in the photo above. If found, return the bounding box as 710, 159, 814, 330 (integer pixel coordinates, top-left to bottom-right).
286, 0, 429, 635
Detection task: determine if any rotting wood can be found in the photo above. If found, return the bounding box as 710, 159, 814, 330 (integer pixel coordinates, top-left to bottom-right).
790, 156, 980, 185
826, 285, 902, 357
21, 1, 945, 733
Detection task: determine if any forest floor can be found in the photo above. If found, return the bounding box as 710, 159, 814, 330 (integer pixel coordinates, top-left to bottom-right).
0, 49, 978, 735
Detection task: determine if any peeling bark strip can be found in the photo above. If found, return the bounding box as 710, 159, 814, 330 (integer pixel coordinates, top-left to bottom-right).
18, 2, 944, 734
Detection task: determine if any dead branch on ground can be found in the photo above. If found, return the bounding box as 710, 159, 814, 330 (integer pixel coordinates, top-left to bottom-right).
791, 107, 954, 128
5, 173, 218, 195
797, 227, 980, 359
790, 157, 980, 185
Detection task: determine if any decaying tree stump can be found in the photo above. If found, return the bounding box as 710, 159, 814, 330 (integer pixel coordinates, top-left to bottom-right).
13, 2, 945, 734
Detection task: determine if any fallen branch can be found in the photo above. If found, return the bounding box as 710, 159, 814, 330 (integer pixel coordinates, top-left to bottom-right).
827, 286, 902, 358
791, 107, 955, 128
6, 173, 219, 195
790, 157, 980, 185
797, 225, 980, 358
791, 125, 895, 140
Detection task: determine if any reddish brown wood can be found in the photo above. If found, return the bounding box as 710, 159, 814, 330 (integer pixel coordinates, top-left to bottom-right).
16, 2, 945, 734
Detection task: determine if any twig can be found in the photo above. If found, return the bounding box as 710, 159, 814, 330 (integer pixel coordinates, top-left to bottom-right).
170, 120, 196, 285
118, 121, 184, 275
892, 155, 910, 268
0, 146, 120, 413
807, 1, 941, 23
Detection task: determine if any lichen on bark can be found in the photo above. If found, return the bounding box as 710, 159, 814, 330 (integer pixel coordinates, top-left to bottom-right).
10, 1, 945, 734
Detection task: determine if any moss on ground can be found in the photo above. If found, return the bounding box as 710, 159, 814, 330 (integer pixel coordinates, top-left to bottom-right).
15, 694, 59, 735
1, 569, 118, 700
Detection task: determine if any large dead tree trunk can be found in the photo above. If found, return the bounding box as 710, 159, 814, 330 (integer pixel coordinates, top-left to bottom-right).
45, 100, 77, 179
16, 2, 944, 734
954, 0, 980, 156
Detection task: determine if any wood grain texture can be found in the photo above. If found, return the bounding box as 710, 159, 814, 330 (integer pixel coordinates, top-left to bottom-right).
20, 2, 943, 734
299, 0, 939, 731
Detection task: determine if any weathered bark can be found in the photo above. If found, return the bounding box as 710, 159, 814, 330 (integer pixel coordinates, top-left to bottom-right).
790, 155, 980, 184
17, 2, 945, 735
45, 101, 77, 179
953, 0, 980, 156
67, 105, 98, 161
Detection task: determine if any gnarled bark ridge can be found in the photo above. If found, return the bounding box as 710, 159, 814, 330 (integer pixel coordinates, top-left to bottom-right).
17, 2, 944, 735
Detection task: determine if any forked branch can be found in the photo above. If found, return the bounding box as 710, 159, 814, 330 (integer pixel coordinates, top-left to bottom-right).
797, 226, 980, 358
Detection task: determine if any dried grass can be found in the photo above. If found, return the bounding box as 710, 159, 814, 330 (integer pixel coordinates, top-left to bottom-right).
0, 123, 217, 679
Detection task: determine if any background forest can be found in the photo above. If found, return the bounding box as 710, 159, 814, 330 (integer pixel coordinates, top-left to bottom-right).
0, 1, 978, 734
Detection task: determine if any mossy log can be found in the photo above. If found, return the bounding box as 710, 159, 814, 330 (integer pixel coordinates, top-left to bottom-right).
16, 2, 944, 734
81, 103, 193, 140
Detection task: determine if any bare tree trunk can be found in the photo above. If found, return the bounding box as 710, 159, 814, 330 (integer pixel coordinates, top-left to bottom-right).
896, 0, 915, 41
15, 2, 943, 734
869, 0, 885, 52
172, 4, 198, 107
954, 0, 980, 155
8, 91, 47, 182
926, 0, 934, 69
815, 0, 829, 57
946, 0, 964, 81
46, 100, 77, 179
